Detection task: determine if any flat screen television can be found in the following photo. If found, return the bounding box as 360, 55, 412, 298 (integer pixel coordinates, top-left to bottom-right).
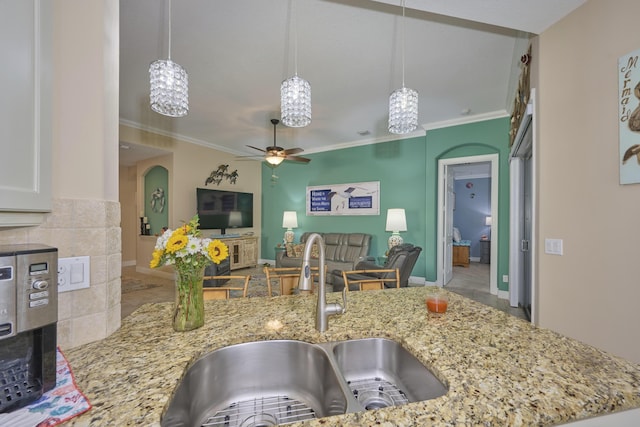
196, 188, 253, 234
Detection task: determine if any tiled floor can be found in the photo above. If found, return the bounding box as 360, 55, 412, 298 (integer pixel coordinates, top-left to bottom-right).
121, 263, 528, 321
445, 262, 528, 320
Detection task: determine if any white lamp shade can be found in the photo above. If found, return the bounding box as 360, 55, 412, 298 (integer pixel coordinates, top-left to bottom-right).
485, 216, 492, 226
385, 208, 407, 232
282, 211, 298, 229
228, 211, 243, 227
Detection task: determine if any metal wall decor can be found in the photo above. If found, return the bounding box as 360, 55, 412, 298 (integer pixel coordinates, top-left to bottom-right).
205, 164, 239, 186
509, 45, 531, 147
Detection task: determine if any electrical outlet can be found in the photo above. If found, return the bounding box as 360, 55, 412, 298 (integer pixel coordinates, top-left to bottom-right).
58, 256, 90, 292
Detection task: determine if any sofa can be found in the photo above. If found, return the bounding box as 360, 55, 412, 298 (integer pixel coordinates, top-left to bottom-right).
275, 232, 372, 285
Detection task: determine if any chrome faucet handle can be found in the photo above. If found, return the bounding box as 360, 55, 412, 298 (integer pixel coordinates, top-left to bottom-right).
341, 288, 347, 314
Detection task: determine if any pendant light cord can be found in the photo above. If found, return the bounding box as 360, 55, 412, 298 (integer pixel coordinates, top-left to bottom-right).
401, 0, 406, 88
292, 0, 298, 76
167, 0, 172, 60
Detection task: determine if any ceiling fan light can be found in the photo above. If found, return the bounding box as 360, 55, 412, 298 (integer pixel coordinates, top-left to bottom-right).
281, 75, 311, 128
149, 59, 189, 117
388, 86, 418, 134
266, 156, 285, 166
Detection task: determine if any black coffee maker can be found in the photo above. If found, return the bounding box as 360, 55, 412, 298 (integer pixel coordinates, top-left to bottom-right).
0, 244, 58, 413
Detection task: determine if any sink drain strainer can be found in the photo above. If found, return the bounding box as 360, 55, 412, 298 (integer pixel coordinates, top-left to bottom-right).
201, 395, 316, 427
348, 377, 409, 410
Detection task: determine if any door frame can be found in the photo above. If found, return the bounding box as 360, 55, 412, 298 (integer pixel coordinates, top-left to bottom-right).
509, 89, 536, 323
437, 154, 499, 295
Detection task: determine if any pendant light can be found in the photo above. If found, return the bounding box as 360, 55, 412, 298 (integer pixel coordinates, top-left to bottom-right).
388, 0, 418, 134
149, 0, 189, 117
281, 0, 311, 128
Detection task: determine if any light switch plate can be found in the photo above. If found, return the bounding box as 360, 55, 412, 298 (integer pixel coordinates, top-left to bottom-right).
58, 256, 90, 292
544, 238, 563, 255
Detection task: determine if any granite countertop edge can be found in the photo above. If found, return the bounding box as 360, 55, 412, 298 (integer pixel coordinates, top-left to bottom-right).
63, 287, 640, 426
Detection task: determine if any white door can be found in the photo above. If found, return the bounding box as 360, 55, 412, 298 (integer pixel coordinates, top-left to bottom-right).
443, 166, 455, 285
509, 92, 535, 322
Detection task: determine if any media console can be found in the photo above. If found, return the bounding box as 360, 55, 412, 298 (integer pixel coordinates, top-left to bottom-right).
219, 235, 258, 270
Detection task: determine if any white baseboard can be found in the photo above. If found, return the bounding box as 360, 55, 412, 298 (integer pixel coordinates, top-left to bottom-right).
122, 260, 136, 267
408, 275, 428, 286
498, 290, 509, 300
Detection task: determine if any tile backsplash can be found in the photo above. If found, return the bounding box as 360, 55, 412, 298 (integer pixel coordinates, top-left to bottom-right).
0, 198, 122, 349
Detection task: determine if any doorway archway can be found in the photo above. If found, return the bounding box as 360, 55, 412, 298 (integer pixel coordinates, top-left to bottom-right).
436, 154, 499, 295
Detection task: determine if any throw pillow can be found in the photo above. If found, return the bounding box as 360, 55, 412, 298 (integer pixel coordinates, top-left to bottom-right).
293, 244, 305, 258
285, 243, 296, 257
292, 243, 319, 258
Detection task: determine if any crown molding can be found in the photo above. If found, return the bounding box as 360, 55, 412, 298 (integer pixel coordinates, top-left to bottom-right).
422, 110, 509, 131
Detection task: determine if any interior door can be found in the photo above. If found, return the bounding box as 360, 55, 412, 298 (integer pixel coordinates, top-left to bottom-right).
509, 95, 534, 322
443, 166, 454, 285
521, 153, 533, 319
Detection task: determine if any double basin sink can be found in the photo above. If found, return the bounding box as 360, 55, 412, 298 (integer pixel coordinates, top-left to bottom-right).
162, 338, 448, 427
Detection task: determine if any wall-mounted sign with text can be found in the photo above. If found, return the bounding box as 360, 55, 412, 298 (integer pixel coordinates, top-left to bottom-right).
306, 181, 380, 216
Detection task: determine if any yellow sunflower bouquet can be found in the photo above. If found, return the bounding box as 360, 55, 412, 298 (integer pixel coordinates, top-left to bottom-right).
150, 215, 228, 331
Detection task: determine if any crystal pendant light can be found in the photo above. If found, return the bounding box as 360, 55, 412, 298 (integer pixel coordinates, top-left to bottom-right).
281, 0, 311, 128
149, 0, 188, 117
388, 0, 418, 134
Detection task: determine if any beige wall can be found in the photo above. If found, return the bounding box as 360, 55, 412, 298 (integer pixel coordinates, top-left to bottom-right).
537, 0, 640, 363
119, 125, 262, 275
0, 1, 121, 349
119, 166, 137, 265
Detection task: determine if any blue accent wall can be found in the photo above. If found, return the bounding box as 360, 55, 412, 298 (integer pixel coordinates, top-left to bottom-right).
260, 117, 510, 289
454, 178, 491, 258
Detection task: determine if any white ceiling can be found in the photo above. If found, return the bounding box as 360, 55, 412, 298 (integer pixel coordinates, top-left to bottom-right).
119, 0, 585, 166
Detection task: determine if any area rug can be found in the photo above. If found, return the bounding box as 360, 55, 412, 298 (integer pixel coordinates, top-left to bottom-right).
0, 348, 92, 427
232, 272, 276, 298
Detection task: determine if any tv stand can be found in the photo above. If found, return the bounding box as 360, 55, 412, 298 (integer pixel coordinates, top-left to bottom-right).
219, 236, 258, 270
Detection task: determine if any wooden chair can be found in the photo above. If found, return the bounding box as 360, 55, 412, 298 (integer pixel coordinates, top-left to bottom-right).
263, 266, 325, 296
340, 268, 400, 291
202, 275, 251, 300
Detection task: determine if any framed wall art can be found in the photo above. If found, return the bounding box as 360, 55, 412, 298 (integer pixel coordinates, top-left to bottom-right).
306, 181, 380, 216
619, 48, 640, 184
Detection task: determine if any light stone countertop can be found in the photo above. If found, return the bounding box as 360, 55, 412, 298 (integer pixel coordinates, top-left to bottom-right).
64, 287, 640, 426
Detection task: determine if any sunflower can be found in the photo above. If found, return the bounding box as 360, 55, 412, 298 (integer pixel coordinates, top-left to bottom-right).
149, 249, 164, 268
166, 231, 189, 254
208, 239, 229, 264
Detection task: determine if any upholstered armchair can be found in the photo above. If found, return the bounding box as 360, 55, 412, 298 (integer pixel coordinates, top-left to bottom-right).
331, 243, 422, 292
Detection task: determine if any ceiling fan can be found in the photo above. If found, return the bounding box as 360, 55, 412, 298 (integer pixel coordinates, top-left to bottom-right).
246, 119, 311, 166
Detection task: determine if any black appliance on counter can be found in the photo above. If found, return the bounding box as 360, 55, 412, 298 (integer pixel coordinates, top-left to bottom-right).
0, 244, 58, 413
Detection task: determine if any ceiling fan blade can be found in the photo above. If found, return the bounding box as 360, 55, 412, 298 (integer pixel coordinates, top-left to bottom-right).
282, 147, 303, 155
285, 155, 311, 163
246, 145, 267, 153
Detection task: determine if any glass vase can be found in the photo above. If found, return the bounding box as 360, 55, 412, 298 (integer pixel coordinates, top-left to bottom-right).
173, 266, 205, 332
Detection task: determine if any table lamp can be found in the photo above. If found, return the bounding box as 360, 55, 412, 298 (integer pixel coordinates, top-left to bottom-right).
385, 208, 407, 249
282, 211, 298, 244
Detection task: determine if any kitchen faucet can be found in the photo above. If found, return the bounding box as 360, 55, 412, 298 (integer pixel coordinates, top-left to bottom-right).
298, 233, 346, 332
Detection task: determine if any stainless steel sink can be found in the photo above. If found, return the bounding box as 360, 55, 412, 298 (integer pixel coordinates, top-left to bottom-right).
327, 338, 448, 409
162, 338, 447, 427
161, 340, 349, 427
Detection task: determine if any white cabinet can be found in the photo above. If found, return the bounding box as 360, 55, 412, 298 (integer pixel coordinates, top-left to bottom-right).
223, 236, 259, 270
0, 1, 53, 226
